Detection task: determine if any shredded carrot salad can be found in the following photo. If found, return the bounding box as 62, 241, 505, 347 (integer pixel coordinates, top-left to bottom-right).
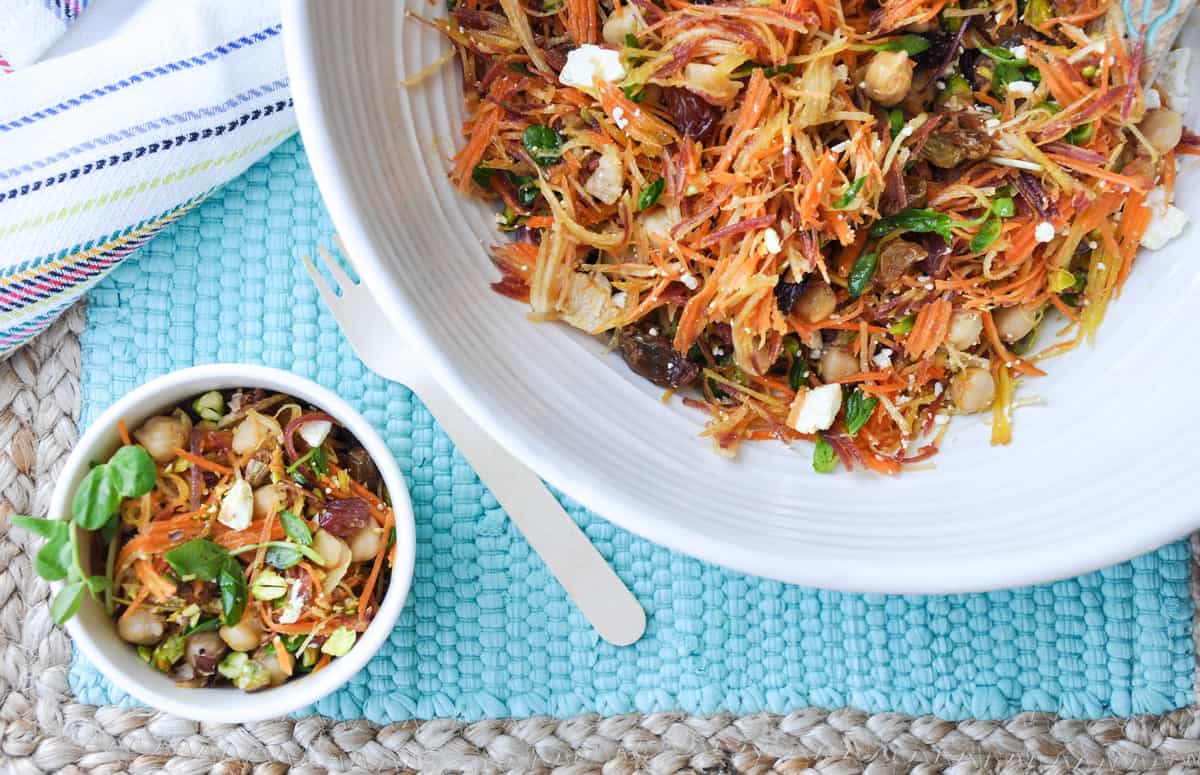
426, 0, 1190, 472
106, 390, 394, 690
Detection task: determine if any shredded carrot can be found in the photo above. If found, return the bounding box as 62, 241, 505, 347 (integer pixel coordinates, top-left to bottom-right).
135, 559, 177, 602
117, 419, 133, 447
172, 448, 233, 476
416, 0, 1184, 471
273, 635, 295, 677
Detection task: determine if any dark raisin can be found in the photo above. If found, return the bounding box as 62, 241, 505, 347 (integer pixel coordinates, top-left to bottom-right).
451, 7, 490, 28
318, 498, 372, 537
617, 323, 700, 389
662, 87, 719, 141
877, 238, 928, 284
344, 448, 381, 492
774, 280, 806, 315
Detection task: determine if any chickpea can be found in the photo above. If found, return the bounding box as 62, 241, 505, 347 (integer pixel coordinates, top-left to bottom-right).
133, 416, 189, 463
254, 649, 290, 688
794, 283, 837, 323
946, 310, 983, 350
819, 347, 859, 382
229, 415, 272, 458
312, 529, 347, 569
347, 525, 383, 563
993, 304, 1040, 343
219, 618, 265, 652
950, 367, 996, 413
117, 608, 165, 645
1138, 108, 1183, 155
602, 5, 644, 47
252, 483, 286, 521
185, 631, 227, 674
863, 51, 913, 107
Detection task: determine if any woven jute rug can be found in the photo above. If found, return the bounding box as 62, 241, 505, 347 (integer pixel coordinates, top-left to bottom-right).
4, 305, 1200, 774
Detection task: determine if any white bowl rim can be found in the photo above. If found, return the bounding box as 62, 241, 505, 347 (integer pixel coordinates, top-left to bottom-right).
281, 0, 1200, 594
58, 363, 416, 723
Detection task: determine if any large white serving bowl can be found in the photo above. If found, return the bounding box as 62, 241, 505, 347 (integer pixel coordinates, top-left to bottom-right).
282, 1, 1200, 593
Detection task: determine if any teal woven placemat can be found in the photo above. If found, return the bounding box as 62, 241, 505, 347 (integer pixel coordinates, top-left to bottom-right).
69, 135, 1195, 723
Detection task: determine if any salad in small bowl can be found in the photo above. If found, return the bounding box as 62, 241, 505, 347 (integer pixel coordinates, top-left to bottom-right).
14, 364, 415, 722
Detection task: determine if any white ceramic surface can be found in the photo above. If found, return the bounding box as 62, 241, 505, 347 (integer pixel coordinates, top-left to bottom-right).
56, 364, 416, 723
282, 1, 1200, 593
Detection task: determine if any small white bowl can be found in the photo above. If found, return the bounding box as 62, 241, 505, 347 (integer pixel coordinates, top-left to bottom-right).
53, 364, 416, 723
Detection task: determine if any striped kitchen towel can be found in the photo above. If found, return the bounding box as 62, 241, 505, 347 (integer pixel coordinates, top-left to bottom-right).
0, 0, 294, 358
0, 1, 92, 74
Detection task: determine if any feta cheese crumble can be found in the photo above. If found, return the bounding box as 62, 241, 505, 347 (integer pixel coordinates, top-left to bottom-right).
1140, 185, 1190, 250
611, 106, 629, 130
787, 384, 843, 434
298, 420, 332, 448
1034, 221, 1056, 243
1158, 47, 1191, 113
559, 44, 626, 90
1010, 45, 1027, 61
1006, 80, 1035, 96
218, 479, 253, 531
872, 348, 894, 370
763, 227, 782, 254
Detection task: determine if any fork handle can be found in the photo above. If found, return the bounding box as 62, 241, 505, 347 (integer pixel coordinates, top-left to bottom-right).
399, 364, 647, 646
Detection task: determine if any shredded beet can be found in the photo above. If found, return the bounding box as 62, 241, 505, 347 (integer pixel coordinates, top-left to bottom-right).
1012, 172, 1059, 219
283, 412, 336, 464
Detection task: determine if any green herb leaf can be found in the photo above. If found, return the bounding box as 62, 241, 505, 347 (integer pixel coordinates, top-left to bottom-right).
280, 510, 313, 546
471, 165, 494, 189
509, 62, 532, 76
834, 176, 867, 209
979, 45, 1017, 62
812, 436, 837, 474
888, 108, 905, 137
621, 83, 646, 102
732, 62, 797, 78
1067, 121, 1094, 145
165, 539, 230, 581
782, 333, 801, 357
181, 615, 221, 637
888, 314, 916, 335
843, 388, 880, 436
869, 208, 953, 241
522, 125, 563, 167
624, 33, 638, 47
218, 557, 247, 626
35, 537, 73, 581
638, 178, 665, 211
993, 196, 1016, 218
107, 445, 157, 498
265, 544, 303, 570
11, 515, 68, 541
788, 357, 809, 391
50, 581, 84, 625
871, 34, 931, 55
847, 252, 879, 299
970, 215, 1003, 253
84, 575, 112, 596
71, 466, 121, 531
507, 173, 540, 207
